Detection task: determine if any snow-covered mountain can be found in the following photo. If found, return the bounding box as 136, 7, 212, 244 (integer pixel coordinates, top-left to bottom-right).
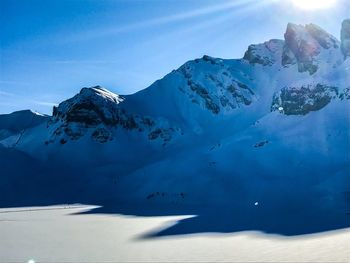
1, 21, 349, 220
0, 110, 49, 142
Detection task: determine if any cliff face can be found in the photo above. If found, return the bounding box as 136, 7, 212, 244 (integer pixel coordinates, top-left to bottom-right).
282, 23, 342, 74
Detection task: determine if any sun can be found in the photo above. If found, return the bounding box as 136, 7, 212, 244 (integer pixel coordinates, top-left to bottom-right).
291, 0, 337, 10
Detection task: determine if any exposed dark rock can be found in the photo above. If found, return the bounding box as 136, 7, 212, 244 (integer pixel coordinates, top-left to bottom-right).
202, 55, 220, 65
188, 81, 220, 114
146, 192, 186, 201
60, 138, 67, 145
142, 117, 155, 127
49, 86, 180, 144
283, 24, 321, 74
339, 88, 350, 100
244, 45, 273, 66
91, 128, 112, 143
271, 84, 338, 115
243, 39, 283, 66
52, 87, 122, 127
179, 61, 254, 114
227, 84, 253, 106
281, 45, 297, 66
282, 23, 340, 75
64, 126, 83, 140
219, 96, 230, 107
306, 24, 339, 49
65, 102, 108, 126
254, 140, 269, 148
148, 128, 174, 142
237, 82, 254, 94
52, 106, 58, 116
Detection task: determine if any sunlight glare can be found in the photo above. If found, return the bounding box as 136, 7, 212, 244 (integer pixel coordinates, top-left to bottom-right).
291, 0, 337, 10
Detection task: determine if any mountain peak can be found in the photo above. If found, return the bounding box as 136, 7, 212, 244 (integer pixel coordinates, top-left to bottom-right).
284, 22, 339, 52
282, 22, 341, 74
52, 86, 123, 127
304, 23, 339, 49
79, 86, 124, 104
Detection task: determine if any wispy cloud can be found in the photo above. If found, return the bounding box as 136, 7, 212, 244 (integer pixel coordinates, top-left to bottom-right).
18, 60, 122, 66
0, 80, 30, 86
0, 90, 58, 109
0, 90, 15, 96
53, 60, 119, 65
31, 100, 58, 107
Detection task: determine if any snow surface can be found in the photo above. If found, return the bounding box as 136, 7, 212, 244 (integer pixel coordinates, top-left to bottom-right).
1, 205, 349, 262
0, 110, 49, 141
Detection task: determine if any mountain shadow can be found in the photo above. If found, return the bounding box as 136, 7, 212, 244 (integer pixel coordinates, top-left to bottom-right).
1, 145, 349, 238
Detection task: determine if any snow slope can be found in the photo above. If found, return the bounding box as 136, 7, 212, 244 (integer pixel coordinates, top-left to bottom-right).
0, 110, 48, 141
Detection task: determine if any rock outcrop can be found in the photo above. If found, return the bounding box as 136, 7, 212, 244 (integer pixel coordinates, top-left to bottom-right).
282, 23, 341, 74
271, 84, 339, 115
243, 39, 284, 66
49, 86, 180, 144
179, 57, 255, 114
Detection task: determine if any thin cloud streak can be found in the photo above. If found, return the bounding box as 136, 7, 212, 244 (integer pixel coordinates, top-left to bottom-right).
0, 90, 15, 97
0, 80, 30, 87
0, 90, 58, 109
22, 60, 121, 65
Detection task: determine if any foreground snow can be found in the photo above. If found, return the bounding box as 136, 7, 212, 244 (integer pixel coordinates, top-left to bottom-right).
1, 205, 349, 263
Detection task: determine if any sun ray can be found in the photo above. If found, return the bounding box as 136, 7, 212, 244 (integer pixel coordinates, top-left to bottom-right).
129, 0, 281, 62
59, 0, 259, 43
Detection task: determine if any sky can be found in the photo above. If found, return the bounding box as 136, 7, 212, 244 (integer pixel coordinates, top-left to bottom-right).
0, 0, 349, 114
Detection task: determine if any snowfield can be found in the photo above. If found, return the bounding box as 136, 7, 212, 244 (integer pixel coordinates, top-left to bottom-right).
1, 205, 349, 263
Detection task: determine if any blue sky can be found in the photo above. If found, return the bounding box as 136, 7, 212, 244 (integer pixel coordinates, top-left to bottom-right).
0, 0, 349, 114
